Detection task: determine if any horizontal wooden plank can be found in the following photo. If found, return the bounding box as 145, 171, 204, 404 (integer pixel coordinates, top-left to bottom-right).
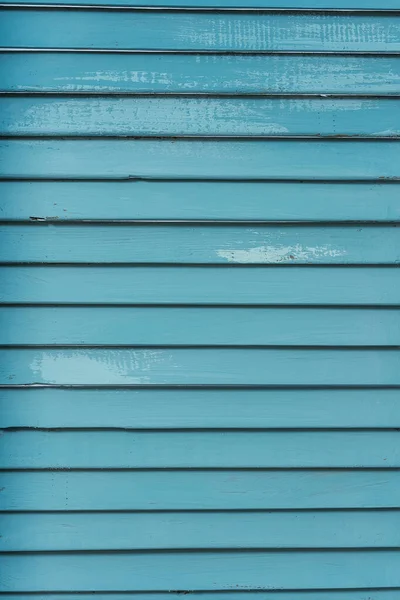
3, 97, 400, 137
1, 266, 397, 305
1, 224, 398, 264
1, 0, 400, 7
2, 510, 400, 550
1, 181, 400, 222
2, 430, 400, 468
1, 388, 400, 429
2, 470, 399, 511
1, 307, 398, 345
0, 595, 398, 600
0, 348, 398, 385
2, 550, 400, 591
3, 10, 400, 51
2, 139, 400, 180
2, 53, 400, 94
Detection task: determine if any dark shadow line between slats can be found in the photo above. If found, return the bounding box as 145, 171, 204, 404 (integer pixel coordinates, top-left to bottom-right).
3, 3, 400, 14
10, 220, 400, 225
1, 384, 399, 390
4, 135, 400, 141
3, 546, 400, 555
1, 303, 399, 309
0, 344, 399, 349
0, 590, 399, 596
3, 547, 400, 555
1, 262, 399, 268
2, 426, 400, 432
3, 507, 400, 514
4, 135, 400, 142
4, 48, 400, 56
3, 221, 399, 228
2, 467, 400, 472
2, 177, 400, 183
3, 92, 400, 99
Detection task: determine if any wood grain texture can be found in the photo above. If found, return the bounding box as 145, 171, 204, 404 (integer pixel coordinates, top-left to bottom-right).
0, 0, 399, 7
0, 595, 398, 600
1, 388, 400, 429
3, 9, 400, 51
0, 266, 397, 305
2, 52, 400, 94
2, 511, 400, 550
1, 181, 399, 222
1, 224, 398, 264
1, 306, 398, 345
0, 348, 398, 385
2, 430, 400, 468
2, 139, 400, 180
2, 550, 400, 591
3, 97, 400, 137
2, 470, 399, 511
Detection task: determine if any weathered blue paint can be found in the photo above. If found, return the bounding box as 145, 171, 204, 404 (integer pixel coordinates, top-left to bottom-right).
1, 1, 400, 596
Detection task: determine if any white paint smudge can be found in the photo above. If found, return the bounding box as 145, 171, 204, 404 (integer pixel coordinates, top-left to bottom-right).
217, 244, 346, 263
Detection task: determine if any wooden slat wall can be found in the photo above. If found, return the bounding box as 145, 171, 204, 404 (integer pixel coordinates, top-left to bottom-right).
0, 2, 400, 598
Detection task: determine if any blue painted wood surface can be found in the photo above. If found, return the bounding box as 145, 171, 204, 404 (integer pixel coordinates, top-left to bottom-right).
1, 266, 397, 304
3, 9, 400, 51
2, 97, 400, 137
2, 139, 400, 179
2, 53, 400, 94
1, 307, 398, 345
1, 224, 399, 263
1, 388, 400, 428
1, 1, 400, 596
1, 181, 399, 222
0, 348, 399, 385
1, 0, 399, 7
2, 551, 400, 591
2, 510, 400, 550
2, 470, 400, 510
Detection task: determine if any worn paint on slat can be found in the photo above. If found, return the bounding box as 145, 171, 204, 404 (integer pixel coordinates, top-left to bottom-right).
1, 0, 399, 7
3, 10, 400, 51
2, 139, 400, 179
2, 430, 400, 468
1, 388, 400, 429
2, 53, 400, 94
1, 266, 397, 305
1, 307, 398, 345
0, 595, 398, 600
2, 470, 399, 511
3, 97, 400, 137
2, 550, 400, 591
1, 181, 399, 222
0, 348, 399, 385
2, 511, 400, 551
1, 224, 399, 264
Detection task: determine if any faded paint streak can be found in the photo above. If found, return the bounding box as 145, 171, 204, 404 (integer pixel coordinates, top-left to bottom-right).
217, 245, 347, 263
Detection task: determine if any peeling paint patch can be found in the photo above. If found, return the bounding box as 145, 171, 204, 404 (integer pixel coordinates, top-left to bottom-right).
217, 244, 347, 263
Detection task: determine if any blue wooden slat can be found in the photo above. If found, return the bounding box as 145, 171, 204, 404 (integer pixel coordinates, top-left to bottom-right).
2, 140, 400, 179
0, 307, 398, 345
2, 430, 400, 468
1, 266, 397, 305
0, 348, 398, 385
2, 470, 399, 511
2, 53, 400, 94
1, 181, 399, 222
2, 9, 400, 51
2, 97, 400, 137
1, 388, 400, 428
0, 0, 399, 8
1, 224, 398, 264
2, 511, 400, 550
2, 550, 400, 591
0, 595, 398, 600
